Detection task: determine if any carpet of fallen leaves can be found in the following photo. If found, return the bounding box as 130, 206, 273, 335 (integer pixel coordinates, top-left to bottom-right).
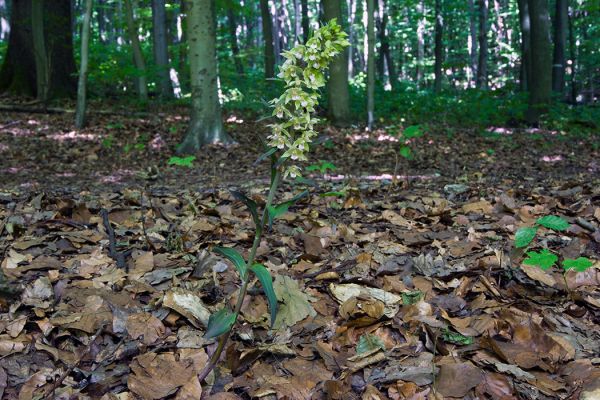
1, 106, 600, 399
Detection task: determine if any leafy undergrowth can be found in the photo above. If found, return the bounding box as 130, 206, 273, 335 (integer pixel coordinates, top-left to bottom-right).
1, 108, 600, 399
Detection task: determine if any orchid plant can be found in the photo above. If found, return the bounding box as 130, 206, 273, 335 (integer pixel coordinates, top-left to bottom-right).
197, 20, 349, 381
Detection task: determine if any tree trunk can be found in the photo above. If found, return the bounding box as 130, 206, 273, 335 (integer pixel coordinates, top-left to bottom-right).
415, 0, 425, 86
567, 4, 576, 103
32, 0, 49, 102
467, 0, 477, 87
179, 0, 233, 153
476, 0, 488, 89
124, 0, 148, 101
366, 0, 375, 130
97, 0, 108, 43
0, 0, 76, 99
552, 0, 567, 94
517, 0, 531, 91
526, 0, 552, 124
433, 0, 443, 93
260, 0, 275, 78
152, 0, 173, 99
376, 0, 394, 88
322, 0, 351, 126
75, 0, 93, 129
227, 6, 244, 75
301, 0, 309, 42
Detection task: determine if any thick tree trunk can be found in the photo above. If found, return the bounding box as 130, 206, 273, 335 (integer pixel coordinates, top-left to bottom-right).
322, 0, 351, 126
476, 0, 488, 89
0, 0, 76, 99
526, 0, 552, 124
517, 0, 531, 91
301, 0, 309, 42
433, 0, 443, 93
227, 6, 244, 75
552, 0, 567, 94
415, 0, 425, 86
260, 0, 275, 78
124, 0, 148, 101
75, 0, 93, 129
179, 0, 233, 153
32, 0, 49, 102
366, 0, 375, 130
152, 0, 173, 99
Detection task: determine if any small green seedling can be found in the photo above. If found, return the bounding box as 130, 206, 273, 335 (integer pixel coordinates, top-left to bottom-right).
515, 215, 595, 297
398, 125, 424, 160
306, 160, 337, 174
168, 155, 196, 168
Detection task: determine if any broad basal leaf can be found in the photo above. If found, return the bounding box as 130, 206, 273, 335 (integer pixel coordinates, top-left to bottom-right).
204, 308, 237, 339
230, 190, 259, 226
522, 249, 558, 270
267, 190, 309, 227
250, 263, 278, 327
562, 257, 594, 272
515, 227, 537, 248
441, 328, 473, 345
213, 246, 247, 280
168, 156, 196, 168
272, 275, 316, 330
536, 215, 570, 231
356, 334, 386, 354
403, 125, 423, 138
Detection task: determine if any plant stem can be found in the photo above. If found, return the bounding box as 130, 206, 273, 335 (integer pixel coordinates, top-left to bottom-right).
197, 169, 282, 382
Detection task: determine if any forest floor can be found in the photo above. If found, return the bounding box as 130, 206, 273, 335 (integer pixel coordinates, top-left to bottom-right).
1, 103, 600, 399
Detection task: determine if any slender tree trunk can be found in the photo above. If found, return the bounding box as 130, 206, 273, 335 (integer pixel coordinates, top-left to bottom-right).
293, 0, 300, 42
97, 0, 108, 43
476, 0, 488, 89
416, 0, 425, 86
226, 7, 244, 75
152, 0, 173, 99
366, 0, 375, 130
567, 4, 576, 103
322, 0, 351, 126
124, 0, 148, 101
260, 0, 275, 78
526, 0, 552, 124
467, 0, 477, 87
434, 0, 443, 93
552, 0, 567, 94
517, 0, 531, 91
301, 0, 309, 42
76, 0, 93, 129
178, 0, 187, 74
179, 0, 233, 153
32, 0, 49, 102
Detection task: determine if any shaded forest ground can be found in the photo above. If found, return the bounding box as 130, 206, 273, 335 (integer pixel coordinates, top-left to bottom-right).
1, 102, 600, 399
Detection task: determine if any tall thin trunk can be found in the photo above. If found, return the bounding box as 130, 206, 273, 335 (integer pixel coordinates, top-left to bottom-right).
32, 0, 49, 102
517, 0, 531, 91
366, 0, 375, 130
301, 0, 309, 42
260, 0, 275, 78
152, 0, 173, 99
416, 0, 425, 86
179, 0, 233, 153
476, 0, 488, 89
322, 0, 350, 126
434, 0, 443, 93
227, 6, 244, 74
124, 0, 148, 101
467, 0, 477, 87
97, 0, 108, 43
526, 0, 552, 124
178, 0, 187, 73
76, 0, 93, 129
567, 4, 576, 102
552, 0, 567, 94
293, 0, 301, 43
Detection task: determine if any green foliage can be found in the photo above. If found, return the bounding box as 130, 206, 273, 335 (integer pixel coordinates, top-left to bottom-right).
535, 215, 570, 231
168, 156, 196, 168
562, 257, 594, 272
205, 308, 237, 339
250, 263, 278, 327
214, 247, 248, 280
514, 215, 570, 249
514, 227, 538, 248
356, 334, 386, 354
401, 290, 424, 305
523, 249, 558, 271
306, 160, 337, 174
441, 328, 473, 346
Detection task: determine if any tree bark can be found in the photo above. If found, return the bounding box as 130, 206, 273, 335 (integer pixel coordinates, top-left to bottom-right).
260, 0, 275, 78
124, 0, 148, 101
152, 0, 173, 99
227, 5, 244, 75
476, 0, 488, 89
179, 0, 233, 153
301, 0, 309, 42
415, 0, 425, 86
517, 0, 531, 91
366, 0, 375, 130
467, 0, 477, 87
552, 0, 567, 94
526, 0, 552, 124
32, 0, 49, 102
75, 0, 93, 129
567, 4, 576, 103
0, 0, 76, 99
322, 0, 351, 126
433, 0, 443, 93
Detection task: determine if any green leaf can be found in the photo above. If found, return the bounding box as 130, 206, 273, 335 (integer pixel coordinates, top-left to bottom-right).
356, 334, 386, 354
401, 291, 424, 305
230, 190, 259, 226
398, 145, 413, 159
253, 147, 277, 166
204, 308, 237, 339
213, 247, 248, 279
403, 125, 423, 139
522, 249, 558, 270
250, 264, 278, 327
441, 328, 473, 346
535, 215, 570, 231
168, 156, 196, 168
320, 191, 346, 198
267, 190, 309, 227
514, 226, 538, 248
562, 257, 594, 272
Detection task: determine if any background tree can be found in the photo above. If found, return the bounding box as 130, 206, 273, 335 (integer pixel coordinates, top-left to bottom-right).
124, 0, 148, 101
152, 0, 173, 99
433, 0, 443, 93
260, 0, 275, 78
366, 0, 375, 130
476, 0, 488, 89
76, 0, 94, 129
179, 0, 234, 153
526, 0, 552, 124
552, 0, 568, 94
